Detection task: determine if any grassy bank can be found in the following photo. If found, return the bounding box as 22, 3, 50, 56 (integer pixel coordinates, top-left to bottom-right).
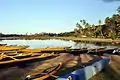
1, 36, 120, 44
52, 37, 120, 44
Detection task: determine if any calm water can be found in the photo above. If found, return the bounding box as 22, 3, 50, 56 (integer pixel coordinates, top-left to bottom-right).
0, 39, 119, 49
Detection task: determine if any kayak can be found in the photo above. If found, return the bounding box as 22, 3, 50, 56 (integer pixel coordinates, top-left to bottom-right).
88, 47, 106, 52
0, 45, 29, 51
56, 57, 110, 80
87, 47, 115, 54
24, 63, 62, 80
0, 52, 55, 65
19, 46, 71, 53
45, 46, 71, 49
18, 48, 42, 53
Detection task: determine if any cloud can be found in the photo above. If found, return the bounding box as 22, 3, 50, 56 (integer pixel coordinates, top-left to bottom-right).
101, 0, 120, 2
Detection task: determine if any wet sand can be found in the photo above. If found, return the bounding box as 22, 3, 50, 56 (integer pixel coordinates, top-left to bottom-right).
0, 62, 41, 80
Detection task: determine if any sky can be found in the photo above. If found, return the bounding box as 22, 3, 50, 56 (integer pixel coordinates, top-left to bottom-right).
0, 0, 120, 34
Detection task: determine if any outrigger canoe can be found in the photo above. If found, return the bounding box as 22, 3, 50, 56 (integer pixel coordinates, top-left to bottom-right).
24, 63, 62, 80
19, 46, 71, 53
0, 52, 55, 65
0, 45, 29, 51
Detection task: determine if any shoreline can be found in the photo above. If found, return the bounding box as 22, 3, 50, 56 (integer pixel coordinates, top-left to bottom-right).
54, 37, 120, 44
0, 36, 120, 44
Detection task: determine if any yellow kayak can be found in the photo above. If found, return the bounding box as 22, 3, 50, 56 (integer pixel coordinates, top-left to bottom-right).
0, 52, 55, 65
19, 46, 71, 53
0, 52, 32, 61
24, 62, 62, 80
18, 48, 42, 53
0, 45, 29, 51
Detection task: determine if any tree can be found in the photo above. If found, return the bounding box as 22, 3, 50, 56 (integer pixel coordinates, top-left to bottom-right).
76, 22, 82, 29
98, 20, 102, 25
91, 24, 96, 37
73, 7, 120, 38
97, 20, 104, 38
80, 19, 86, 26
79, 20, 88, 36
84, 23, 92, 37
76, 23, 83, 34
117, 6, 120, 14
104, 14, 120, 38
102, 25, 113, 38
0, 33, 3, 37
74, 28, 79, 37
105, 17, 110, 25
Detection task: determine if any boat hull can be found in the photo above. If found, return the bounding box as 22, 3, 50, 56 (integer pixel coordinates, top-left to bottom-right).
24, 63, 62, 80
0, 46, 29, 51
88, 48, 115, 55
0, 54, 56, 68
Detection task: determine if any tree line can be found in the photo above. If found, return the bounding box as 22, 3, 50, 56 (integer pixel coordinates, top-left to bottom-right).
74, 6, 120, 39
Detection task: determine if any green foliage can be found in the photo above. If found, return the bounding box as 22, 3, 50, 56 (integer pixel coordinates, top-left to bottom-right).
105, 14, 120, 38
117, 6, 120, 14
74, 12, 120, 38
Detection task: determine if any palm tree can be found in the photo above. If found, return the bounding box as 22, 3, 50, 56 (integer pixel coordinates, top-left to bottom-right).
74, 28, 79, 37
98, 20, 102, 25
80, 19, 86, 26
98, 20, 104, 38
76, 22, 82, 29
80, 20, 87, 36
76, 23, 83, 35
84, 23, 91, 36
117, 6, 120, 14
91, 24, 96, 37
105, 17, 111, 26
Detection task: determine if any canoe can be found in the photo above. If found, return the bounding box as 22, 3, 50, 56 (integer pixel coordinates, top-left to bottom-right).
24, 63, 62, 80
41, 48, 88, 55
18, 48, 42, 53
45, 46, 71, 49
0, 45, 29, 51
6, 53, 33, 59
0, 52, 55, 65
88, 48, 115, 54
56, 57, 110, 80
66, 48, 88, 55
88, 47, 106, 52
19, 46, 71, 53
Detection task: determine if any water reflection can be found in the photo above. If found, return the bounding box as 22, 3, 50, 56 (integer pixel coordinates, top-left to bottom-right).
0, 39, 119, 49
